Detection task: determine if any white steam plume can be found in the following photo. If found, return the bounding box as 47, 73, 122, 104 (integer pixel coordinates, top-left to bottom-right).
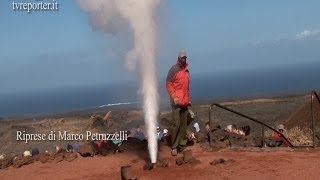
77, 0, 160, 163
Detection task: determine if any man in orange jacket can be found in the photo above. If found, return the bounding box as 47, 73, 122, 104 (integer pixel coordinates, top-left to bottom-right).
166, 50, 193, 156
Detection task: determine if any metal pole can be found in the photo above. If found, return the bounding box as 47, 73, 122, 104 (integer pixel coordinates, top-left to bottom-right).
209, 106, 212, 124
311, 94, 316, 148
261, 125, 265, 147
208, 106, 213, 148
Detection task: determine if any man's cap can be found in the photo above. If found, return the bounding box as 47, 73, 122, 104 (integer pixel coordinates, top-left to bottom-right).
277, 124, 285, 130
163, 129, 168, 134
178, 50, 187, 58
23, 150, 32, 157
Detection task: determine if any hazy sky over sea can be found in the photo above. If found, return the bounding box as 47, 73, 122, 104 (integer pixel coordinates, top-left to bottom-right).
0, 0, 320, 93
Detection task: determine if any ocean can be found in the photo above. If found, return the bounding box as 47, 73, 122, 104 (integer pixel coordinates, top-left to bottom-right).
0, 64, 319, 117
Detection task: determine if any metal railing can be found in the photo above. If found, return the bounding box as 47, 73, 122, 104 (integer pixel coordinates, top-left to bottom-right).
311, 91, 320, 148
209, 103, 294, 148
209, 90, 320, 149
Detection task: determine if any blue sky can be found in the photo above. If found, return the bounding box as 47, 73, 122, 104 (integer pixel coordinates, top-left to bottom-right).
0, 0, 320, 93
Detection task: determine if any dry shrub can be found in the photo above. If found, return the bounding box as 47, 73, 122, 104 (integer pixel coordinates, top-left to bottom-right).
264, 129, 274, 138
287, 126, 313, 146
264, 126, 314, 146
315, 127, 320, 139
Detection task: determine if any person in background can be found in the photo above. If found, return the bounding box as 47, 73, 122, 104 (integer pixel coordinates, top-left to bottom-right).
66, 144, 73, 153
157, 126, 164, 140
112, 131, 123, 145
134, 126, 145, 141
162, 128, 171, 146
274, 124, 290, 147
163, 129, 169, 137
31, 147, 40, 156
73, 143, 80, 152
55, 146, 61, 153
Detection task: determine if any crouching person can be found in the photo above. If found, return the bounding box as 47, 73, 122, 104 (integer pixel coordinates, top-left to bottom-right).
274, 124, 290, 147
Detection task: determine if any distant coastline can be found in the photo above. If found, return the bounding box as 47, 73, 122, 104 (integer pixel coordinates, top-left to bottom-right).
0, 64, 319, 118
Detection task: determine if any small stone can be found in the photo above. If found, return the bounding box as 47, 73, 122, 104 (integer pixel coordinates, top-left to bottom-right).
210, 158, 226, 165
53, 153, 64, 163
183, 150, 194, 163
176, 157, 184, 166
64, 152, 78, 162
0, 157, 13, 169
156, 158, 169, 167
121, 165, 138, 180
227, 159, 236, 163
143, 162, 154, 170
12, 156, 34, 168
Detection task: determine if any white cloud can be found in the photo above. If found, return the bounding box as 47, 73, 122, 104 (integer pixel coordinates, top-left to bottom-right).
296, 29, 320, 40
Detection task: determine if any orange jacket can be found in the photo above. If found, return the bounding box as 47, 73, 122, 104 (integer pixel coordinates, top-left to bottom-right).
273, 132, 289, 146
166, 61, 190, 107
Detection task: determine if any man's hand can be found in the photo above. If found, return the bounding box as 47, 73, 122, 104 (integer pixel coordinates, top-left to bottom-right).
188, 107, 195, 119
172, 95, 179, 105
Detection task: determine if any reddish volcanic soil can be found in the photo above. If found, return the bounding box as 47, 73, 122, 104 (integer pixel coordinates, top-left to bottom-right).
1, 145, 320, 180
1, 94, 319, 179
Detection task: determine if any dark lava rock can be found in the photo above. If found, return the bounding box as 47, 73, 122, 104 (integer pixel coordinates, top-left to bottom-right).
162, 135, 172, 147
56, 147, 67, 154
210, 158, 235, 165
176, 157, 184, 166
210, 158, 226, 165
175, 150, 201, 166
208, 129, 259, 148
53, 153, 64, 163
78, 143, 96, 157
243, 137, 256, 147
227, 159, 236, 163
64, 152, 78, 162
226, 132, 258, 147
156, 158, 169, 167
120, 137, 148, 152
121, 165, 138, 180
144, 157, 169, 170
90, 115, 104, 129
36, 153, 52, 163
208, 129, 230, 148
0, 157, 13, 169
183, 150, 194, 163
143, 162, 154, 170
194, 132, 206, 143
264, 137, 283, 147
12, 156, 34, 168
228, 134, 245, 147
